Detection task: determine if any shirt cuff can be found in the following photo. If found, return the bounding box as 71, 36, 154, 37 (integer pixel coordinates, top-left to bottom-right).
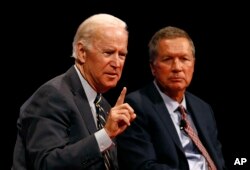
94, 128, 113, 152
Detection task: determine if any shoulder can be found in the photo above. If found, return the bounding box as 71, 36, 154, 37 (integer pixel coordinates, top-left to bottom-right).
35, 66, 77, 96
185, 91, 208, 104
21, 66, 76, 110
185, 91, 212, 111
125, 82, 161, 106
126, 82, 154, 98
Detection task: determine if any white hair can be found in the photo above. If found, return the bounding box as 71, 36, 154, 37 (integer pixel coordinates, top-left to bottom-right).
71, 13, 128, 58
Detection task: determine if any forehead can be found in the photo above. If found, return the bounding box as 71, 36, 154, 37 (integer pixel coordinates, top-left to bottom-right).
157, 37, 193, 56
94, 26, 128, 40
159, 37, 190, 50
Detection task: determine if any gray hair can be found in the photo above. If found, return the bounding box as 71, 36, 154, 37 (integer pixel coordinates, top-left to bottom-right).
71, 13, 128, 58
148, 26, 195, 63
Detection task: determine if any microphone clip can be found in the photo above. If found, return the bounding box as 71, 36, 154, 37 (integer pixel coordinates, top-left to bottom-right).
180, 119, 187, 130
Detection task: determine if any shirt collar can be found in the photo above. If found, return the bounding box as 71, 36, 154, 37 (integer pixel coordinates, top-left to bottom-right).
153, 80, 187, 112
74, 65, 97, 104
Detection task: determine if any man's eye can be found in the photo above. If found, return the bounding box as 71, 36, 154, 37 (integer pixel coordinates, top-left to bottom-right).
163, 57, 172, 61
103, 52, 113, 56
119, 53, 127, 58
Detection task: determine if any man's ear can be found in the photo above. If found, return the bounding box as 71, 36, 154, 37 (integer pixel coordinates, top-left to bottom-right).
150, 62, 155, 76
76, 42, 86, 64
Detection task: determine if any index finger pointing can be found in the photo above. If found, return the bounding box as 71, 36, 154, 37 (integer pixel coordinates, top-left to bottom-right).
115, 87, 127, 106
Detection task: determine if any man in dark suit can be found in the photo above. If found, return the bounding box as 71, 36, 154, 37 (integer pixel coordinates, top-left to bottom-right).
12, 13, 136, 170
117, 26, 226, 170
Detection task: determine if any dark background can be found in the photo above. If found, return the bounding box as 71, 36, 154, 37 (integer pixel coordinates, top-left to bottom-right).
4, 1, 249, 169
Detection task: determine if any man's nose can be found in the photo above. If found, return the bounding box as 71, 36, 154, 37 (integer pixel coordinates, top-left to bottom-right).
110, 54, 121, 67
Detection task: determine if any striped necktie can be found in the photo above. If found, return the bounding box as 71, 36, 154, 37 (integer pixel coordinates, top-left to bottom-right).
94, 93, 112, 170
178, 105, 217, 170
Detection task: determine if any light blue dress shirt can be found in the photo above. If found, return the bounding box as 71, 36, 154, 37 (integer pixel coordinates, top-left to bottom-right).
154, 81, 208, 170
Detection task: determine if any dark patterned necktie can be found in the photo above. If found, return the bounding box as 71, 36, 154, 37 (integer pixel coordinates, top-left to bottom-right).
94, 93, 112, 170
178, 105, 217, 170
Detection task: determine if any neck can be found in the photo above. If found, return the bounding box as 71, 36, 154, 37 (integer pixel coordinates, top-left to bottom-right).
165, 91, 184, 103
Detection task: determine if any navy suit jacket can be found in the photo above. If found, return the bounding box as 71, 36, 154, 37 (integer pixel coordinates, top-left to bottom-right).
12, 66, 118, 170
117, 82, 226, 170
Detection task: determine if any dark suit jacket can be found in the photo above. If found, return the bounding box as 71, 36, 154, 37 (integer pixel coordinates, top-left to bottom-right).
117, 82, 226, 170
12, 66, 118, 170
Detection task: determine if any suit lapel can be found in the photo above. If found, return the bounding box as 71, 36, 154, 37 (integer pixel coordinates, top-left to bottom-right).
185, 94, 217, 161
74, 92, 97, 134
66, 66, 118, 168
153, 102, 184, 152
65, 66, 97, 134
147, 83, 184, 152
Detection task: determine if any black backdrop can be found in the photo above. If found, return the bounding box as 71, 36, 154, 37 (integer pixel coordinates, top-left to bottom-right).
4, 1, 249, 169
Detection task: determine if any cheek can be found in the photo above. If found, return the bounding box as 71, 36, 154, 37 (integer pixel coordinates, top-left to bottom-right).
95, 59, 107, 69
157, 66, 171, 75
120, 63, 125, 70
117, 60, 125, 71
154, 70, 169, 81
186, 69, 194, 82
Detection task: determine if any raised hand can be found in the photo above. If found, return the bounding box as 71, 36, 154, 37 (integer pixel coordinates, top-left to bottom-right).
104, 87, 136, 138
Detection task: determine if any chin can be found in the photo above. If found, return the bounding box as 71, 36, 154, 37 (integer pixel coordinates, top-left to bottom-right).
109, 83, 118, 88
105, 82, 118, 89
170, 85, 186, 91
